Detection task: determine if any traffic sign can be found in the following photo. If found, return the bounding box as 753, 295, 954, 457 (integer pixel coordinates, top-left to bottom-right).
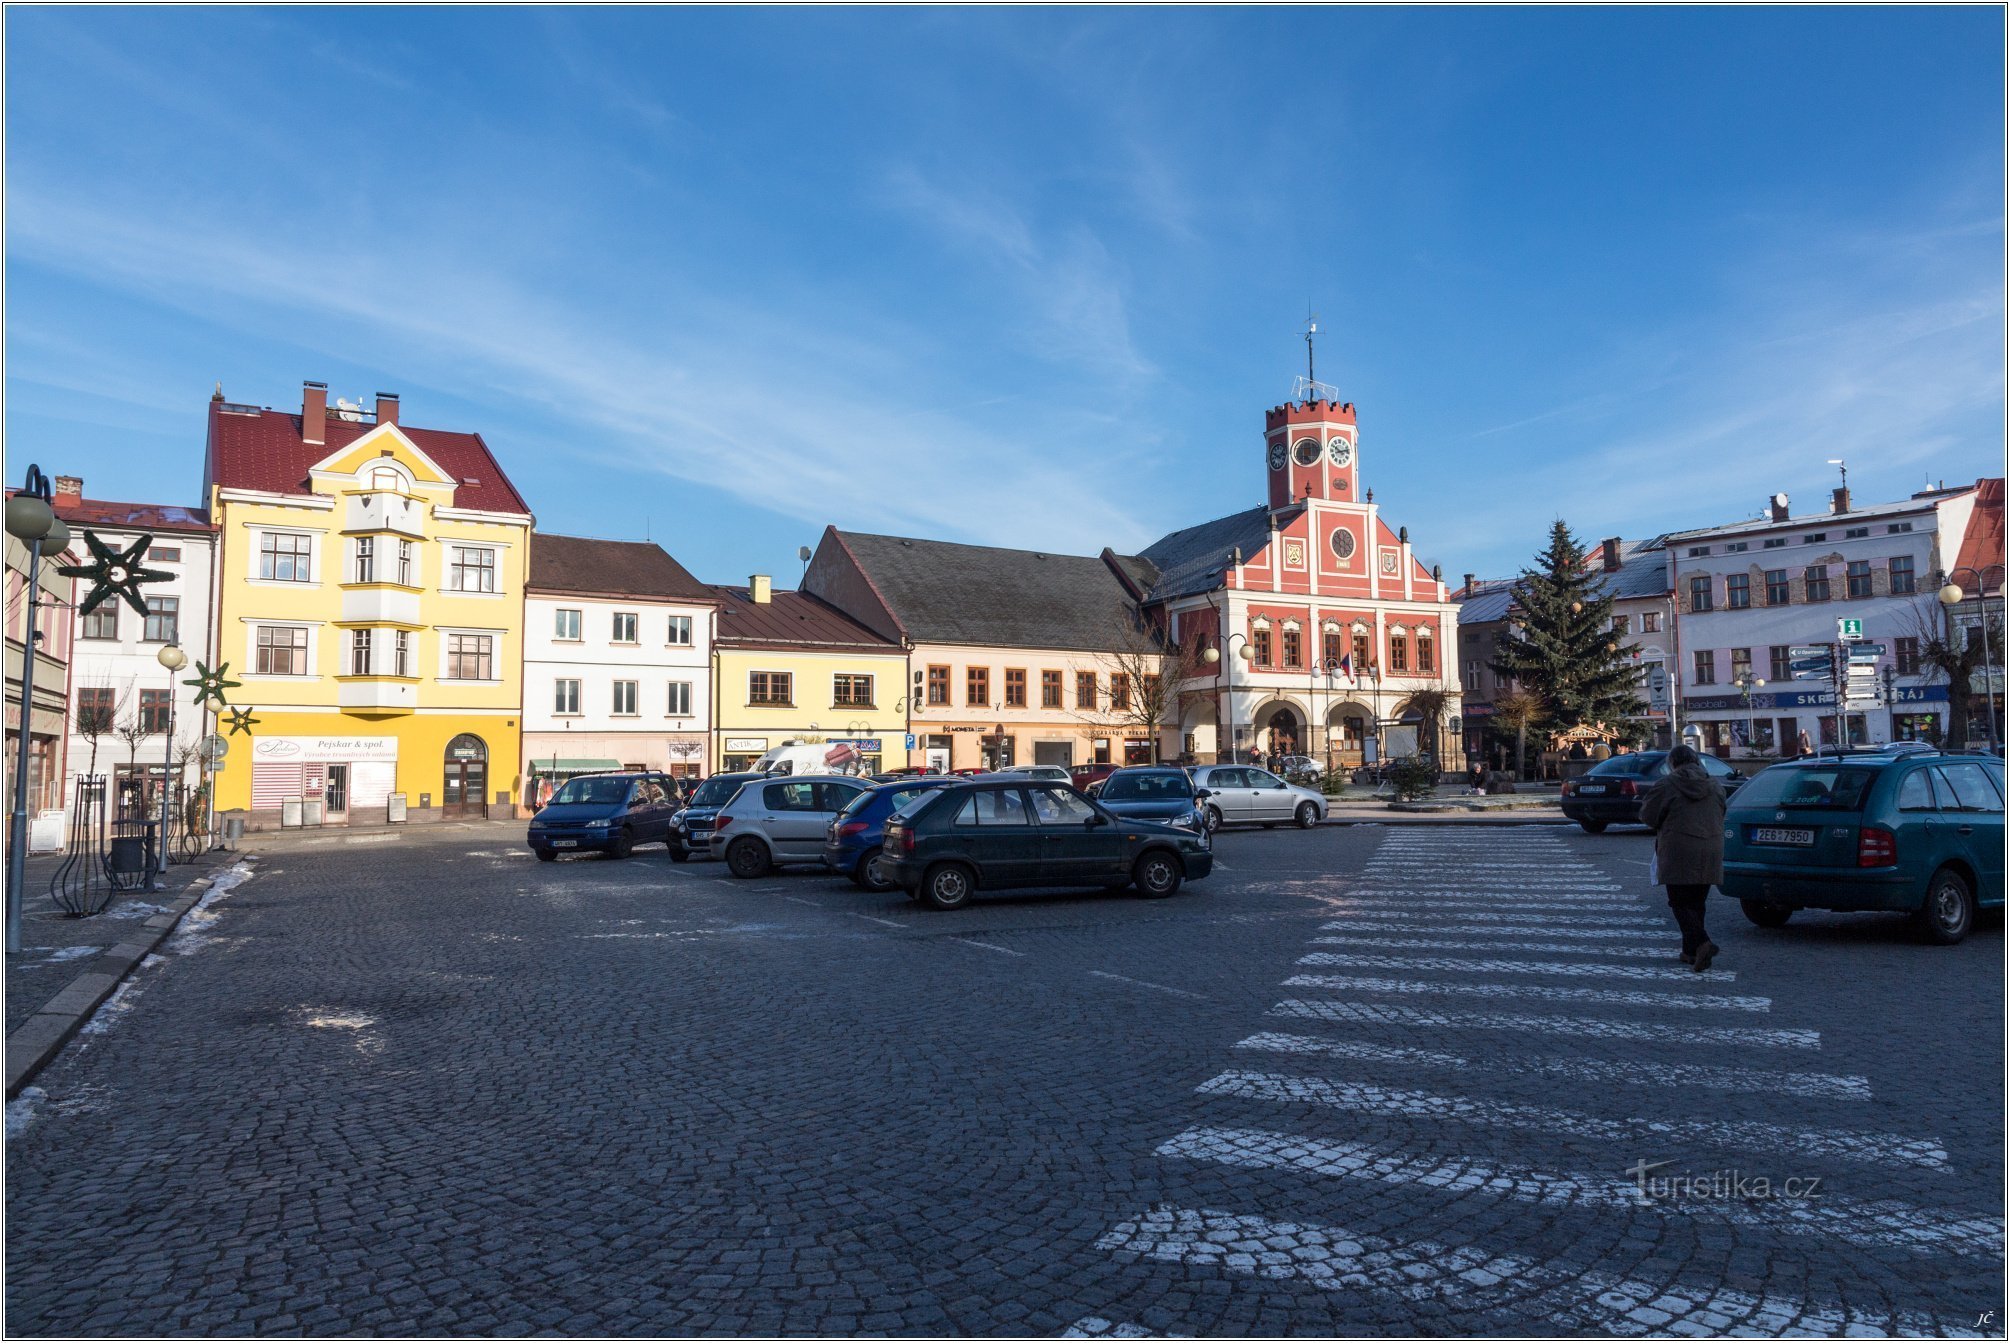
198, 733, 229, 761
1847, 643, 1886, 661
905, 733, 916, 750
1837, 617, 1865, 641
1788, 645, 1830, 659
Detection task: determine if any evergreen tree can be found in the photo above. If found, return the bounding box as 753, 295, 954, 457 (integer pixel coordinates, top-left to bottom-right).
1488, 521, 1647, 732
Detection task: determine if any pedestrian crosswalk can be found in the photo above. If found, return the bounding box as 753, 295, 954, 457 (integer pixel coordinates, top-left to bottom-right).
1080, 827, 1997, 1336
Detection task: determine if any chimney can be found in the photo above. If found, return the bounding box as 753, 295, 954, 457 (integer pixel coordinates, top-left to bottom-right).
375, 392, 399, 426
1600, 537, 1622, 572
1831, 486, 1851, 516
302, 380, 328, 445
749, 574, 772, 604
1462, 572, 1475, 594
52, 476, 82, 502
1769, 492, 1790, 523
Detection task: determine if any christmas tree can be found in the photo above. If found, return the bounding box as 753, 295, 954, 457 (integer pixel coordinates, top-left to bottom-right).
1488, 521, 1647, 733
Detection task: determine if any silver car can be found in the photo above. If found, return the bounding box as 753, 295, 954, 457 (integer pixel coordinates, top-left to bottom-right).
1189, 764, 1327, 831
710, 776, 874, 878
996, 764, 1074, 783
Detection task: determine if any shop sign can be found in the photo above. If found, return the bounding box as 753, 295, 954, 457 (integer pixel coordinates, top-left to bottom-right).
724, 737, 768, 751
830, 738, 882, 752
253, 736, 398, 763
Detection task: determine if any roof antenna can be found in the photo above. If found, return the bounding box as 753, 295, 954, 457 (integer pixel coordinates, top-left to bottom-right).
1303, 305, 1318, 403
1827, 457, 1848, 492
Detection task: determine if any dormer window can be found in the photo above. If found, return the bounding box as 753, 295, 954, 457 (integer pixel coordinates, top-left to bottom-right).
368, 466, 405, 492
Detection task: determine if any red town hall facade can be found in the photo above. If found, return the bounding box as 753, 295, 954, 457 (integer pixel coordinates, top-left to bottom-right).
1133, 393, 1462, 767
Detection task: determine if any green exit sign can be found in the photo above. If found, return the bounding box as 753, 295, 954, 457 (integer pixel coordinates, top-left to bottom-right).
1838, 617, 1865, 641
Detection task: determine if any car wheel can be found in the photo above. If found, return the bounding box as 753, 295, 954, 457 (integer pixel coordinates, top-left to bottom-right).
1578, 820, 1608, 834
1295, 802, 1319, 830
921, 862, 974, 911
1917, 867, 1975, 945
1133, 851, 1183, 899
607, 827, 634, 859
534, 848, 557, 863
1740, 899, 1792, 929
1202, 805, 1222, 834
855, 853, 896, 893
726, 838, 771, 880
667, 842, 691, 863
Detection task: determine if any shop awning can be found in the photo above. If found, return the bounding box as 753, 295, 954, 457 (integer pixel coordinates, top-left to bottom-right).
529, 758, 625, 777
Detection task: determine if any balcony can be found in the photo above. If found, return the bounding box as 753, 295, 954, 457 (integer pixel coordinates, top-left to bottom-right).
336, 677, 418, 713
341, 587, 422, 626
344, 490, 427, 539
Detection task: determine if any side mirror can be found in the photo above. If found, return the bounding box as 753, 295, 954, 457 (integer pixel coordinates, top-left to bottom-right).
1194, 787, 1212, 799
1086, 812, 1109, 828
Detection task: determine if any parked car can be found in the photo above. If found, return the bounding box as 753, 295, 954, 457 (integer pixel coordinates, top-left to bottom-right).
1069, 763, 1121, 795
1095, 766, 1208, 832
668, 771, 763, 861
1271, 754, 1325, 786
881, 779, 1213, 910
528, 772, 681, 860
874, 766, 938, 781
1187, 764, 1327, 831
710, 776, 875, 878
996, 764, 1074, 783
1559, 750, 1745, 833
1721, 750, 2005, 943
822, 777, 960, 890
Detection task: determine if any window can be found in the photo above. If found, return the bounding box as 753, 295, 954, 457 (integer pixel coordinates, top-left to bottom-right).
255, 626, 309, 675
1352, 632, 1371, 670
1465, 658, 1481, 692
1253, 628, 1272, 665
1322, 630, 1343, 666
966, 667, 989, 707
1763, 538, 1788, 549
1111, 674, 1131, 711
1076, 671, 1097, 709
1688, 546, 1710, 557
1389, 633, 1409, 672
1142, 673, 1161, 706
394, 631, 411, 677
954, 790, 1032, 826
749, 671, 792, 705
612, 680, 638, 716
349, 629, 374, 675
667, 615, 693, 646
447, 633, 495, 680
354, 537, 375, 583
1895, 636, 1921, 676
1041, 670, 1062, 709
916, 665, 945, 706
1030, 789, 1097, 825
1769, 645, 1792, 682
667, 681, 692, 716
612, 612, 638, 643
1726, 574, 1750, 610
555, 609, 582, 641
369, 466, 403, 492
137, 596, 178, 643
1730, 648, 1751, 680
554, 679, 581, 714
448, 546, 497, 593
1417, 631, 1435, 672
1844, 527, 1869, 539
77, 686, 116, 735
1765, 569, 1790, 606
1934, 762, 2005, 813
1897, 771, 1939, 812
834, 674, 874, 708
1641, 611, 1660, 634
1846, 560, 1873, 599
1888, 522, 1914, 534
1694, 650, 1716, 685
147, 545, 181, 563
1726, 541, 1748, 553
1805, 565, 1830, 602
1611, 615, 1630, 637
1803, 533, 1827, 544
1281, 629, 1302, 668
1688, 576, 1713, 612
258, 532, 312, 582
81, 604, 118, 640
1003, 668, 1027, 708
139, 689, 171, 734
396, 540, 414, 585
1890, 555, 1916, 594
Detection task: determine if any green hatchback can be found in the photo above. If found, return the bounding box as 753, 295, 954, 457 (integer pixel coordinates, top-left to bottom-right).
1721, 749, 2005, 943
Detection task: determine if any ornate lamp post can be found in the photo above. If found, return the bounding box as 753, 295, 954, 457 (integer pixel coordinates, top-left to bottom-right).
1202, 634, 1254, 764
1939, 566, 2005, 749
6, 466, 69, 954
151, 645, 187, 889
1731, 669, 1766, 757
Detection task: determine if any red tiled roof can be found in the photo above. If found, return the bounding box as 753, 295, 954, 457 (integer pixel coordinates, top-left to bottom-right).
53, 497, 214, 535
206, 400, 531, 515
709, 584, 901, 652
1952, 477, 2005, 590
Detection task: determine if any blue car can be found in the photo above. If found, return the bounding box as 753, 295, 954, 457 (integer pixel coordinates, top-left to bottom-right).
822, 777, 959, 890
668, 772, 763, 862
1095, 766, 1209, 833
529, 772, 680, 860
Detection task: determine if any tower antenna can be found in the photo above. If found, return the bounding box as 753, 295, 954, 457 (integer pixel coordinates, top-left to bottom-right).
1303, 306, 1319, 401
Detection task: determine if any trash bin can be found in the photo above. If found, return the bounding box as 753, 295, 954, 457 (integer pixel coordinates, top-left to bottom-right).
221, 812, 247, 847
281, 798, 303, 828
108, 835, 149, 876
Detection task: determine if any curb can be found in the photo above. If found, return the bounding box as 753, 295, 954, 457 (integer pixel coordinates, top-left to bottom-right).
5, 860, 247, 1100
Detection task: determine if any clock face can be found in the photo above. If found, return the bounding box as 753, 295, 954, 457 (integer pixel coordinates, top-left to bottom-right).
1328, 435, 1354, 467
1292, 437, 1322, 467
1330, 527, 1357, 561
1267, 440, 1287, 471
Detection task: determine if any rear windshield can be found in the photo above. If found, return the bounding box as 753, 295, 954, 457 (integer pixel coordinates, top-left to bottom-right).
1100, 772, 1191, 801
1587, 755, 1661, 777
889, 788, 946, 822
1733, 765, 1879, 812
550, 776, 634, 806
689, 776, 750, 807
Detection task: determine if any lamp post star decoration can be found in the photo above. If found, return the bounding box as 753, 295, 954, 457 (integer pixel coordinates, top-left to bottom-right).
56, 530, 173, 616
224, 706, 261, 737
184, 660, 241, 710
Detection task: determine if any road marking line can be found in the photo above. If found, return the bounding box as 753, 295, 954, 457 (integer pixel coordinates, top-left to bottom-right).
1311, 934, 1674, 958
1349, 886, 1631, 897
1282, 974, 1771, 1012
1197, 1069, 1944, 1169
1299, 951, 1733, 982
951, 937, 1025, 956
1090, 970, 1205, 1000
1327, 917, 1672, 936
849, 912, 908, 929
782, 896, 824, 908
1153, 1127, 1996, 1257
1263, 999, 1819, 1048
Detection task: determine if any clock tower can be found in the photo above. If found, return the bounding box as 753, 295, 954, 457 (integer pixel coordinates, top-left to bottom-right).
1265, 398, 1359, 513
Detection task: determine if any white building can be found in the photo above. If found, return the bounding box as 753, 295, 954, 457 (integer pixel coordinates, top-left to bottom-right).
53, 481, 220, 816
1664, 482, 1990, 756
521, 533, 717, 793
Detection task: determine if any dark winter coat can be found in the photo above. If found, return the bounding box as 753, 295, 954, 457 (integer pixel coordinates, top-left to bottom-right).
1640, 764, 1726, 887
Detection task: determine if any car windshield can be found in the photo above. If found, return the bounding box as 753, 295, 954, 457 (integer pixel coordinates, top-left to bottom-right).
549, 776, 633, 806
1586, 755, 1661, 777
888, 789, 943, 822
1100, 772, 1191, 801
689, 776, 749, 807
1732, 765, 1879, 812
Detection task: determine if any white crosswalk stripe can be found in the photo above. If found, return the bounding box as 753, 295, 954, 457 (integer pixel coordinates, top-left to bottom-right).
1197, 1069, 1944, 1168
1310, 933, 1673, 957
1282, 974, 1772, 1012
1263, 998, 1818, 1048
1299, 951, 1734, 982
1154, 1126, 1998, 1257
1326, 916, 1673, 936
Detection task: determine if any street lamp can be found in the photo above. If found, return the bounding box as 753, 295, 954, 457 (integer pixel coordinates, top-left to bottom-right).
1202, 634, 1255, 763
152, 644, 187, 889
1731, 670, 1766, 758
6, 465, 68, 955
1939, 566, 2004, 749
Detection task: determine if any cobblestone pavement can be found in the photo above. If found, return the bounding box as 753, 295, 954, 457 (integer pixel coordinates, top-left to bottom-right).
5, 819, 2002, 1335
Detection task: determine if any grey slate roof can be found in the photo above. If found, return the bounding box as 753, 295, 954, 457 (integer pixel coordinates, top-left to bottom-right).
1137, 505, 1280, 602
832, 531, 1146, 652
1458, 540, 1668, 626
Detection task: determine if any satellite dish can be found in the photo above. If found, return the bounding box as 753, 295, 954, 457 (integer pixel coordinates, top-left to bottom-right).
1771, 492, 1788, 509
797, 545, 812, 562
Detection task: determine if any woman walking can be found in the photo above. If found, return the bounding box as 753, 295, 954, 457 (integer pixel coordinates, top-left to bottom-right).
1640, 744, 1727, 972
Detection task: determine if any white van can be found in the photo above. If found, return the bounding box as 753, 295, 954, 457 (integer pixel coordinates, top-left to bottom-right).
750, 740, 867, 777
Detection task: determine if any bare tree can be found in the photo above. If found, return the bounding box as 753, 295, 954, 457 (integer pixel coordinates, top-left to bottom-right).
73, 676, 129, 784
1075, 608, 1216, 764
1395, 682, 1453, 763
1904, 596, 2004, 749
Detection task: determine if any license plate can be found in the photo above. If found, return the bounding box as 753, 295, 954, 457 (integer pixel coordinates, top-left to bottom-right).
1576, 785, 1606, 795
552, 839, 578, 848
1752, 827, 1814, 846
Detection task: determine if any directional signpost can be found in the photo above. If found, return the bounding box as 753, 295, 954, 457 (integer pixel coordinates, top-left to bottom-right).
1837, 617, 1864, 642
1790, 645, 1835, 681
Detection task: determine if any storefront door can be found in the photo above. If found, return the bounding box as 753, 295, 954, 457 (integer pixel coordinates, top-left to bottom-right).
324, 764, 350, 824
443, 734, 488, 818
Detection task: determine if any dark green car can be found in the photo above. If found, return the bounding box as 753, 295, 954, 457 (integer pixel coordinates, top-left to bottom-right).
1721, 749, 2005, 943
881, 780, 1214, 910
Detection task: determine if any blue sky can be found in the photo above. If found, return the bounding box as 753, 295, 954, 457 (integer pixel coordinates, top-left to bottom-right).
7, 6, 2003, 586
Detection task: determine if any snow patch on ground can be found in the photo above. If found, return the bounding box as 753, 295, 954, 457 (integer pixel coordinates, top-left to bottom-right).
78, 978, 147, 1037
19, 945, 99, 967
95, 901, 169, 921
164, 862, 255, 955
6, 1088, 47, 1139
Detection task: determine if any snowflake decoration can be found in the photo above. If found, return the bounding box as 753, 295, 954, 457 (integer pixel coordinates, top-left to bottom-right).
184, 660, 241, 710
223, 706, 260, 737
56, 531, 174, 617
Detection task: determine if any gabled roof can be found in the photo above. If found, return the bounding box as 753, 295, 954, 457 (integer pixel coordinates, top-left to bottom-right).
1658, 491, 1955, 543
1952, 477, 2005, 592
1458, 539, 1668, 627
1137, 505, 1277, 602
828, 531, 1146, 652
53, 497, 214, 536
528, 533, 713, 603
710, 585, 901, 652
206, 400, 530, 515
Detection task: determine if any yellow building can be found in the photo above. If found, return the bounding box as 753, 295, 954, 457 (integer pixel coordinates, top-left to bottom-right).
709, 576, 908, 773
205, 382, 533, 826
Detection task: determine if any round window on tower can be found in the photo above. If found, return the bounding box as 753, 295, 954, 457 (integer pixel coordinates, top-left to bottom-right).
1292, 438, 1321, 467
1330, 527, 1357, 560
